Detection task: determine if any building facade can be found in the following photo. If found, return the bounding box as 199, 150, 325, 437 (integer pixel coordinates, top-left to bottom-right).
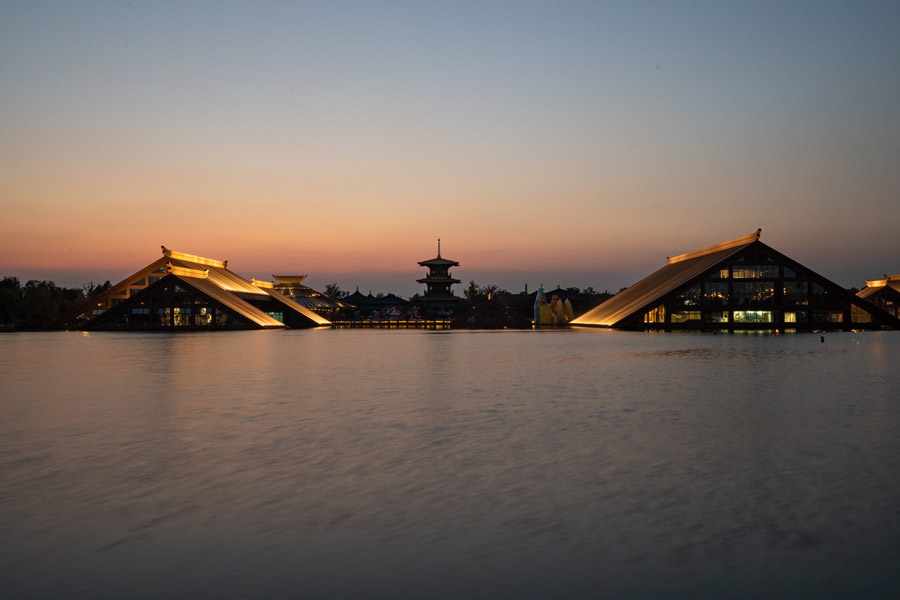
572, 230, 900, 331
50, 247, 330, 331
857, 274, 900, 318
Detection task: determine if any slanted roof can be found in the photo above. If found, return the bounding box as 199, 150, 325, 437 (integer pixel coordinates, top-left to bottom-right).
572, 230, 761, 327
258, 287, 332, 326
51, 246, 330, 330
177, 275, 286, 328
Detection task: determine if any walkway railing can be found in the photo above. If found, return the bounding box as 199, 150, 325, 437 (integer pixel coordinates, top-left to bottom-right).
331, 320, 451, 330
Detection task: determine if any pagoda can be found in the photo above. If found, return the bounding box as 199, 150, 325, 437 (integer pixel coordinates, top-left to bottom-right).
417, 239, 465, 308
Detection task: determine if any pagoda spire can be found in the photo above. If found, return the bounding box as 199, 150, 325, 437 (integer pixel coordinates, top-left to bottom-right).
437, 238, 441, 258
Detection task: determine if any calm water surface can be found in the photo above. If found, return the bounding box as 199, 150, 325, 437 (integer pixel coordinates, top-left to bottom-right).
1, 329, 899, 598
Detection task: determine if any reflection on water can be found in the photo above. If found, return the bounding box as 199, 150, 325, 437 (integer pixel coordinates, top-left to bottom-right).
2, 330, 899, 598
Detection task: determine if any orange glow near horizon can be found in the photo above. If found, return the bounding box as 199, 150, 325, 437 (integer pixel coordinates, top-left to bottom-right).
2, 3, 899, 293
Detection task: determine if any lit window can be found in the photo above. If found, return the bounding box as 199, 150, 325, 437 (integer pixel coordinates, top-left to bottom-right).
671, 311, 701, 323
733, 310, 773, 323
733, 282, 774, 305
676, 285, 701, 306
783, 282, 808, 305
851, 305, 872, 323
703, 282, 729, 305
643, 305, 666, 323
733, 265, 779, 278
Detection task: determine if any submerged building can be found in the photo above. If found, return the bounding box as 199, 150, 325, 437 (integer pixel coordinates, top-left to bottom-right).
50, 247, 330, 331
572, 230, 900, 331
255, 275, 352, 320
857, 274, 900, 318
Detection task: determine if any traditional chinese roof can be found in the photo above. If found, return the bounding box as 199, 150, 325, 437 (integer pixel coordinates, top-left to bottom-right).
857, 274, 900, 301
861, 274, 900, 290
417, 238, 459, 267
418, 256, 459, 267
50, 246, 329, 329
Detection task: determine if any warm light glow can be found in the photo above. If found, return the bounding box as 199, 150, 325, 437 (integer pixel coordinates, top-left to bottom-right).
162, 247, 227, 269
166, 264, 209, 279
273, 275, 308, 284
251, 278, 275, 289
667, 230, 761, 265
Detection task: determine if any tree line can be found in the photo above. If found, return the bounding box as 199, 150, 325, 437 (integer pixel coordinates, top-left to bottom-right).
0, 277, 111, 330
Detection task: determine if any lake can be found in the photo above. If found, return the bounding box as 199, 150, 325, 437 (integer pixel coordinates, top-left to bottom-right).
1, 329, 899, 598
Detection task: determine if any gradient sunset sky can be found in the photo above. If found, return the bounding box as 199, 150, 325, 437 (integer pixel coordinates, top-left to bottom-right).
2, 1, 898, 297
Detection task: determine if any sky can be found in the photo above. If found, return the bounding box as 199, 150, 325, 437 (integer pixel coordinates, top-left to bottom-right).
2, 1, 899, 297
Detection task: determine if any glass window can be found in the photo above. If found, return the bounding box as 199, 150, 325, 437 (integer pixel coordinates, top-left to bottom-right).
173, 307, 191, 326
783, 281, 808, 305
784, 266, 797, 278
813, 311, 843, 323
733, 282, 774, 305
643, 305, 665, 323
194, 308, 213, 326
811, 283, 842, 309
671, 310, 701, 323
703, 282, 729, 306
733, 310, 773, 323
675, 285, 701, 307
705, 311, 728, 323
267, 311, 285, 323
733, 265, 779, 278
851, 305, 872, 323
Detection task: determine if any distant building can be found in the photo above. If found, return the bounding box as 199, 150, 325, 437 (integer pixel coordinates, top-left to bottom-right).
261, 275, 352, 320
416, 239, 465, 310
451, 296, 532, 329
572, 230, 900, 331
50, 247, 330, 331
857, 274, 900, 318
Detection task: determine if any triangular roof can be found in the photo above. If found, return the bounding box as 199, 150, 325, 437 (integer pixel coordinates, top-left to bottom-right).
85, 272, 285, 329
51, 246, 329, 330
573, 230, 761, 327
